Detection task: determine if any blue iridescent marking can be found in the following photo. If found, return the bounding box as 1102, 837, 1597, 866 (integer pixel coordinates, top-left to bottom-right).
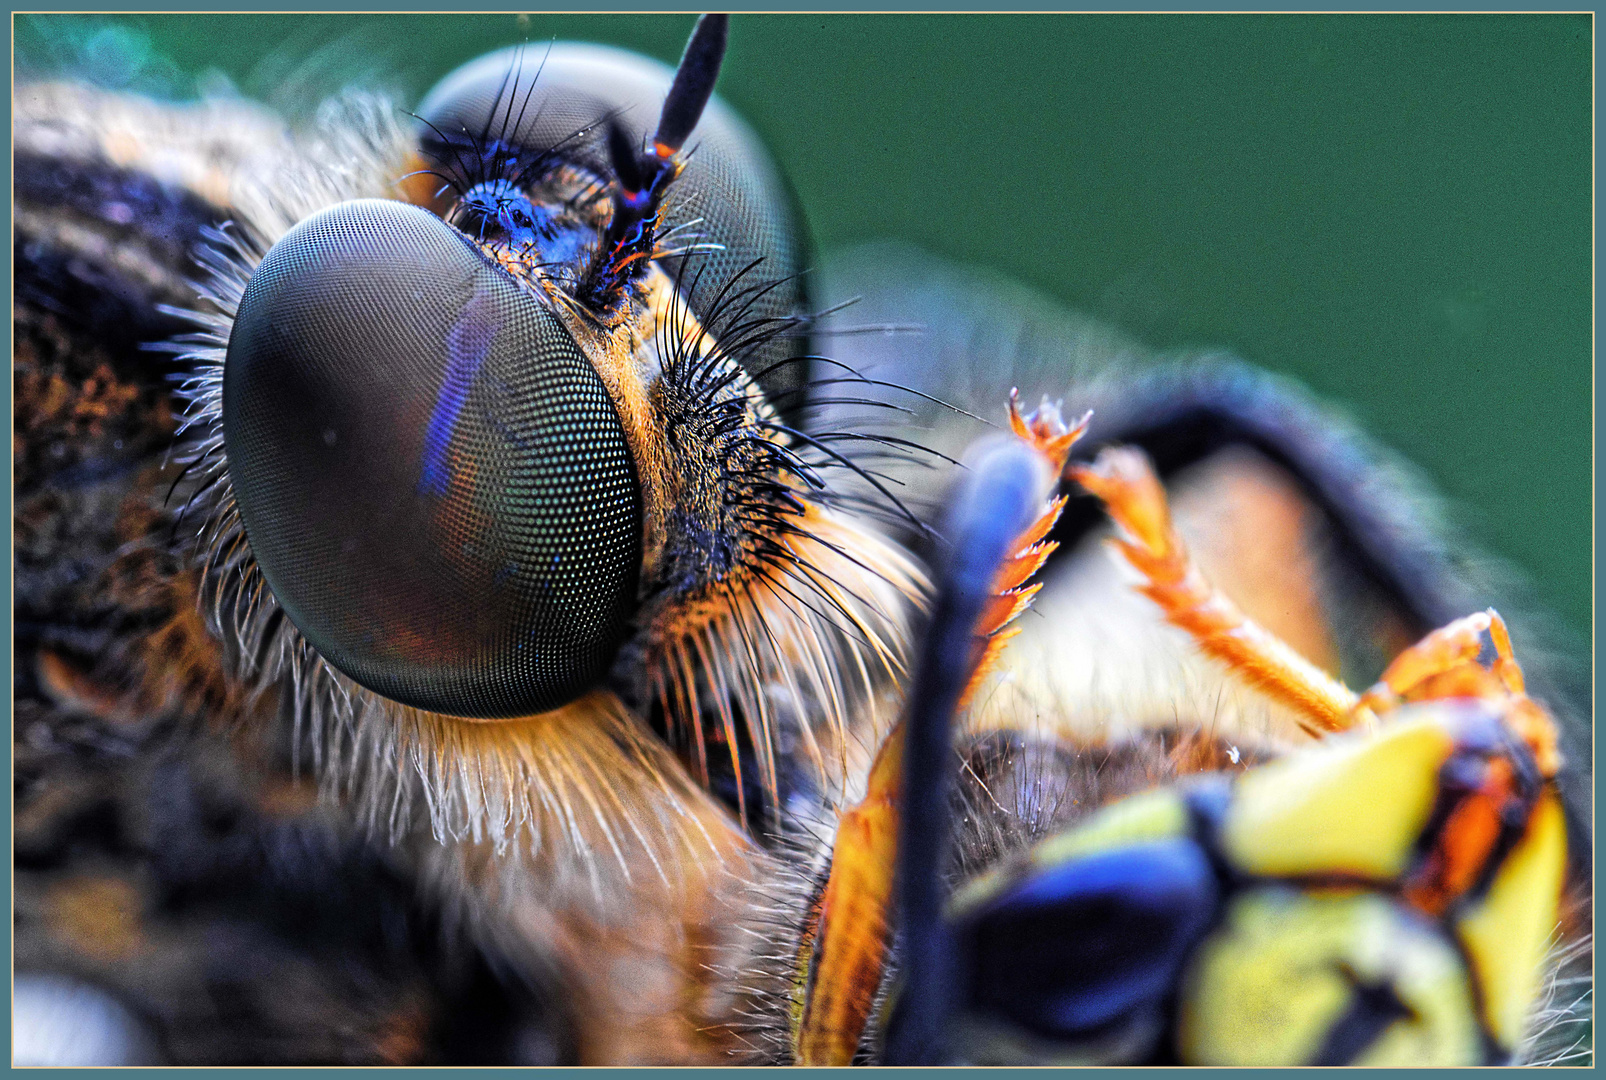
419, 287, 499, 497
457, 178, 593, 271
460, 179, 554, 251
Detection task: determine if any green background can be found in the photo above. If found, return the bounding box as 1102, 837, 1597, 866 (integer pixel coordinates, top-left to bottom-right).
17, 13, 1592, 640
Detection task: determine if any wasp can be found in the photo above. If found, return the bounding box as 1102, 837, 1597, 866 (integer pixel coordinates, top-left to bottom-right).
12, 13, 1591, 1066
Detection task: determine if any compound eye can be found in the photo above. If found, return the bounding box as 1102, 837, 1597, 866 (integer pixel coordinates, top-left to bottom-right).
416, 43, 814, 418
223, 199, 642, 718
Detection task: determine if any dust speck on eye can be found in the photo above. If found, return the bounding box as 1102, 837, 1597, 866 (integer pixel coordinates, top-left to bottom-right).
322, 428, 337, 446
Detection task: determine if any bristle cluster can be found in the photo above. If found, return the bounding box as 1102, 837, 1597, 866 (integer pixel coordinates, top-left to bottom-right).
409, 44, 609, 222
292, 657, 719, 907
650, 509, 924, 827
156, 94, 413, 625
1519, 927, 1593, 1065
643, 265, 930, 823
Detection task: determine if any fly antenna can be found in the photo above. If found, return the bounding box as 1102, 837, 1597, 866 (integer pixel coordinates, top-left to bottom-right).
653, 13, 728, 158
579, 14, 730, 311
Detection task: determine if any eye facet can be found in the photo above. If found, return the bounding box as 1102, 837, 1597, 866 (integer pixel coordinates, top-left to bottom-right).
416, 42, 814, 415
223, 198, 642, 718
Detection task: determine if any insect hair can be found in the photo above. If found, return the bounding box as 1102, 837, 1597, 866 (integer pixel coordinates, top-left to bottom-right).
155, 77, 939, 905
1516, 923, 1593, 1065
156, 89, 727, 910
636, 253, 931, 829
407, 42, 616, 219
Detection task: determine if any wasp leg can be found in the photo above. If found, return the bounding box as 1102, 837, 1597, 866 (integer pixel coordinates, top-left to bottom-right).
1061, 368, 1591, 869
1067, 440, 1562, 769
1069, 445, 1364, 735
1356, 610, 1502, 710
1070, 446, 1568, 782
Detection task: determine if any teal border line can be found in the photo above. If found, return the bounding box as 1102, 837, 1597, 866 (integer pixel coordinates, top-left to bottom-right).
6, 3, 1598, 12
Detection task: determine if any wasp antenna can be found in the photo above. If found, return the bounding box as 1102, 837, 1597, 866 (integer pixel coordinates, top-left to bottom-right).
654, 14, 729, 158
883, 438, 1049, 1066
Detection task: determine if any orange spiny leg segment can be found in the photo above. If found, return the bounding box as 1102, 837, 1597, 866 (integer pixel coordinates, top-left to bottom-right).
794, 724, 903, 1065
793, 399, 1086, 1064
959, 395, 1091, 710
1068, 446, 1363, 735
1007, 388, 1092, 473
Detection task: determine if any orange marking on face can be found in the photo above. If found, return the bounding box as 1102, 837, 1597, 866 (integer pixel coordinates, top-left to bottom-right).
1405, 756, 1517, 917
612, 251, 651, 274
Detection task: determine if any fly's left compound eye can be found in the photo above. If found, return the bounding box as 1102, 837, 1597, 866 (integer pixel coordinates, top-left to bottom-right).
223, 198, 642, 718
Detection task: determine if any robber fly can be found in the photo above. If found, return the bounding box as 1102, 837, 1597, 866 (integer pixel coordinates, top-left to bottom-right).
13, 14, 1591, 1066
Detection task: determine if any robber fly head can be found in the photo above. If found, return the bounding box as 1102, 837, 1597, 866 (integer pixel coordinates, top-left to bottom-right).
176, 16, 925, 868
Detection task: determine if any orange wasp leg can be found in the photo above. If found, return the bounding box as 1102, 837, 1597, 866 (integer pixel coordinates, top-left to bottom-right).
1350, 607, 1558, 779
1068, 445, 1364, 735
1071, 444, 1565, 929
790, 395, 1086, 1065
1070, 447, 1562, 778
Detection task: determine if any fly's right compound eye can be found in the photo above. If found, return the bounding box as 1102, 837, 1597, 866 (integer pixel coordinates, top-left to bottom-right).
223, 198, 643, 719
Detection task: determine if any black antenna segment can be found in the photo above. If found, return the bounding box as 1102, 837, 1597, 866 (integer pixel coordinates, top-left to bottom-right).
580, 13, 731, 311
654, 13, 729, 157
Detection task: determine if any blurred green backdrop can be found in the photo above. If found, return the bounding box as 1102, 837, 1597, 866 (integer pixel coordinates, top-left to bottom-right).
17, 13, 1591, 640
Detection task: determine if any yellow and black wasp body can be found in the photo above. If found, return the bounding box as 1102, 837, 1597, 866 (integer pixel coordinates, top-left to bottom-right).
12, 14, 1591, 1066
